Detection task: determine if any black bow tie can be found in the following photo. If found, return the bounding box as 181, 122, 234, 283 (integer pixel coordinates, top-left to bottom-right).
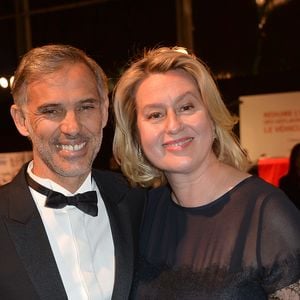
26, 173, 98, 217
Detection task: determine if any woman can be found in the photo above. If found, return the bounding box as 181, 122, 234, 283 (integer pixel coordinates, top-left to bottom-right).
279, 143, 300, 209
113, 47, 300, 299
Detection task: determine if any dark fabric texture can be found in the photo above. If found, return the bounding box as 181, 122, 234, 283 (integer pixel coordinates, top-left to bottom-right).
26, 172, 98, 216
0, 163, 146, 300
131, 176, 300, 299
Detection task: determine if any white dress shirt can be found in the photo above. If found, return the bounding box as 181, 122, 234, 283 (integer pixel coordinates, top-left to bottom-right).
27, 161, 115, 300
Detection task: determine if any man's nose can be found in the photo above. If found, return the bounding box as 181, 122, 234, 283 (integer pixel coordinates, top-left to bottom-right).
60, 111, 81, 135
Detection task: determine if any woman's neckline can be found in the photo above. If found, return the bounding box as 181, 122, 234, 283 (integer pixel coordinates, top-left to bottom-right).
169, 175, 253, 210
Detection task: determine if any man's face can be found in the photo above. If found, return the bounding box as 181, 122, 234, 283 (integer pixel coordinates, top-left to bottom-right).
12, 62, 108, 187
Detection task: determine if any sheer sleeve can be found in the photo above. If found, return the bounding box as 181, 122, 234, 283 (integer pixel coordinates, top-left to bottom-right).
259, 191, 300, 294
268, 280, 300, 299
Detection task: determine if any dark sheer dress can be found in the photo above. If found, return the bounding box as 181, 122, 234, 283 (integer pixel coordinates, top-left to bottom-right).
131, 176, 300, 299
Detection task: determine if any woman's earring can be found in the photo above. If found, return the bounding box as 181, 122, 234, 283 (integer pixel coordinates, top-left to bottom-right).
213, 129, 217, 140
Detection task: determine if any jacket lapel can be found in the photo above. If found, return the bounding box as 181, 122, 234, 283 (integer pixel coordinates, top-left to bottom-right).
4, 165, 67, 300
93, 170, 135, 300
105, 198, 134, 299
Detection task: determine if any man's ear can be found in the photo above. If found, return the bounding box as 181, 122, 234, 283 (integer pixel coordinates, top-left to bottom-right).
10, 104, 30, 137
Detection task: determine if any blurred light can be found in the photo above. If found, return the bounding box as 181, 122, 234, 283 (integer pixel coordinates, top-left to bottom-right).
256, 0, 265, 6
215, 72, 233, 80
0, 77, 8, 88
10, 76, 14, 88
173, 46, 189, 54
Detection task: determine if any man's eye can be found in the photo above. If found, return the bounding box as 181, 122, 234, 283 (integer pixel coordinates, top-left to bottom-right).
42, 108, 59, 115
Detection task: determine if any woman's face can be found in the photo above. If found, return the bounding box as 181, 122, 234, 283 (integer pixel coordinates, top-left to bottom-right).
136, 69, 216, 178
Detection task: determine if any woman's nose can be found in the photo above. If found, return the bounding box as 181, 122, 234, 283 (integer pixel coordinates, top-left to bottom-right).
165, 112, 182, 134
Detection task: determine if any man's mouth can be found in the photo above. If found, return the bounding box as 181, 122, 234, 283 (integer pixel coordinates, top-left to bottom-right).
56, 142, 86, 152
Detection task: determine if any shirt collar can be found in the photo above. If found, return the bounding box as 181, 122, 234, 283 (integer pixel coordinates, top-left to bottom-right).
27, 160, 93, 196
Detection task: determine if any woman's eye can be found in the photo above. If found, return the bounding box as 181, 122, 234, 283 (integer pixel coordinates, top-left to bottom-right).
79, 105, 95, 111
180, 104, 194, 111
147, 112, 162, 119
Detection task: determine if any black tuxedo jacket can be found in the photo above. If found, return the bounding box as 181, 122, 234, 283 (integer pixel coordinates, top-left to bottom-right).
0, 164, 146, 300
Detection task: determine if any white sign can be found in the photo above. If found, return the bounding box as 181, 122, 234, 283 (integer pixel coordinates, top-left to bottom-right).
239, 91, 300, 163
0, 151, 32, 186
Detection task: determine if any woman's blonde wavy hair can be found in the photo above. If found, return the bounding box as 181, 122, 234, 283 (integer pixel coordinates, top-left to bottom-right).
113, 46, 249, 188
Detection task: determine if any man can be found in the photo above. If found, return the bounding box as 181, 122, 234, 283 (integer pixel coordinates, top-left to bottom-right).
0, 44, 145, 300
